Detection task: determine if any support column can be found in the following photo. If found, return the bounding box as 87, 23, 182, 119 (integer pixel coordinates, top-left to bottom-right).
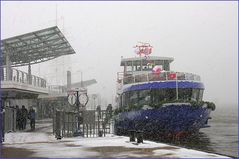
16, 70, 19, 82
5, 50, 12, 81
21, 72, 24, 83
28, 62, 32, 84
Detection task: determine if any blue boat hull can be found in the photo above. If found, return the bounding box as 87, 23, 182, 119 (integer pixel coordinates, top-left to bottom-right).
114, 104, 211, 138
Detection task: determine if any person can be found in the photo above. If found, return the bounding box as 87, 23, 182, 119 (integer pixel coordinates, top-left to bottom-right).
28, 107, 36, 130
21, 105, 28, 130
1, 105, 5, 142
16, 105, 21, 130
106, 104, 113, 119
96, 105, 101, 119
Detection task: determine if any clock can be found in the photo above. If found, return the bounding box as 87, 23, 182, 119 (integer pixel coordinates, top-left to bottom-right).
79, 93, 89, 106
67, 94, 76, 106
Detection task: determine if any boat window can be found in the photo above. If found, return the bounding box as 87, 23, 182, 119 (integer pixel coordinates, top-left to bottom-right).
191, 89, 200, 101
165, 89, 176, 100
121, 88, 203, 108
151, 89, 167, 104
126, 66, 132, 72
138, 90, 150, 105
178, 88, 192, 100
199, 89, 204, 101
122, 90, 151, 107
129, 91, 138, 106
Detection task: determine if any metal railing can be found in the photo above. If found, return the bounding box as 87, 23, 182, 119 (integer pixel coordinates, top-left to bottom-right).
0, 67, 47, 88
118, 71, 201, 85
53, 109, 113, 138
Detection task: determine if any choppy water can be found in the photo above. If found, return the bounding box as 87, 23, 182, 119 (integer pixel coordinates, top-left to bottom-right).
159, 105, 238, 158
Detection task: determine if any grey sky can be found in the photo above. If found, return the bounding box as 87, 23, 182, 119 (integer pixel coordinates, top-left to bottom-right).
2, 1, 238, 107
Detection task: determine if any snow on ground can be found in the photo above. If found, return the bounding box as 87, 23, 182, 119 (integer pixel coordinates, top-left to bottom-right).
2, 120, 231, 158
4, 132, 51, 144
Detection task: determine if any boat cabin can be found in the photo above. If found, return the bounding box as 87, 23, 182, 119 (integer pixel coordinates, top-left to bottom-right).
120, 56, 174, 75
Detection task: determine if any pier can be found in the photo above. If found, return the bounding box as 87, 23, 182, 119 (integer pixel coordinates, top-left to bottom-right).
2, 118, 231, 158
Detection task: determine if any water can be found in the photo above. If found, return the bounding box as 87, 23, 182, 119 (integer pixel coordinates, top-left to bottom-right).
160, 105, 238, 158
199, 105, 238, 158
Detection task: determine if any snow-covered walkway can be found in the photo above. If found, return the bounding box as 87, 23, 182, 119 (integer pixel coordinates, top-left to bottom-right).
2, 119, 231, 158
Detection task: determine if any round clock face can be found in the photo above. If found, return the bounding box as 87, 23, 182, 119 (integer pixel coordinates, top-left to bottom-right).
68, 94, 76, 106
79, 93, 89, 106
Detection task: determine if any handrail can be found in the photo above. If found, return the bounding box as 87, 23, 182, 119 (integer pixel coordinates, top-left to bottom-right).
117, 71, 201, 85
0, 67, 47, 88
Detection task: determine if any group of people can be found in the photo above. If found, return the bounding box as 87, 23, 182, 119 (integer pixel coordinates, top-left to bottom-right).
16, 105, 36, 130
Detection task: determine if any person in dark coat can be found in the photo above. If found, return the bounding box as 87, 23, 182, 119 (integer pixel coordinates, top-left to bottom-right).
21, 105, 28, 130
16, 105, 22, 130
28, 107, 36, 130
106, 104, 113, 119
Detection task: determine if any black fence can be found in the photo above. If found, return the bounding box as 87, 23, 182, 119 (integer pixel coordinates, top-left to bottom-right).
53, 109, 113, 139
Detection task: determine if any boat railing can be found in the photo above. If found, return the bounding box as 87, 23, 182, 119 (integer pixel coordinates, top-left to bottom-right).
119, 71, 201, 85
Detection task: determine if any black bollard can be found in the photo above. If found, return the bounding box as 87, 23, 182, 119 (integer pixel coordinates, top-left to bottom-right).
136, 131, 143, 143
129, 130, 136, 142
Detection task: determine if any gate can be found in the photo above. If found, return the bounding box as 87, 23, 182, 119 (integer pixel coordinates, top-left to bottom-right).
53, 109, 113, 139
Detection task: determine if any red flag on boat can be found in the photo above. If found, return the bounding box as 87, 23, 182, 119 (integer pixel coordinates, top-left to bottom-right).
168, 73, 177, 79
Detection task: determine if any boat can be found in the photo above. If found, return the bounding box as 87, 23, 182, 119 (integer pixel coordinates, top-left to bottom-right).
114, 43, 215, 139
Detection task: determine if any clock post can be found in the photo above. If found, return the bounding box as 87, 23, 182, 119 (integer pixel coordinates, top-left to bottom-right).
76, 90, 80, 130
67, 88, 89, 137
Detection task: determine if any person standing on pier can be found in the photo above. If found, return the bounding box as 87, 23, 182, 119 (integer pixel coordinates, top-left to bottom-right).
16, 105, 21, 130
28, 107, 36, 130
21, 105, 28, 130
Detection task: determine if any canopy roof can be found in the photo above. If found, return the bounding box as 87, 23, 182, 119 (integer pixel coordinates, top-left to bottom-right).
1, 26, 76, 67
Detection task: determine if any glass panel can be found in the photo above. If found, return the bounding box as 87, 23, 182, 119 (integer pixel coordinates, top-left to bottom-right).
191, 89, 200, 101
178, 88, 192, 101
126, 66, 132, 72
199, 89, 204, 101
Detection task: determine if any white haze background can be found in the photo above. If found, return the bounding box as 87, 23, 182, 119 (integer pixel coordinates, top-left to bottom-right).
1, 1, 238, 109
